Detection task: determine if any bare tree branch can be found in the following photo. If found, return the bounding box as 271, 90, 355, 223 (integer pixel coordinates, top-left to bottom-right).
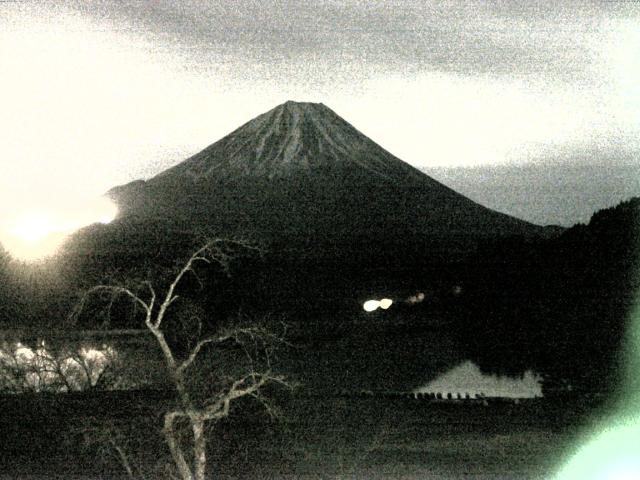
70, 238, 288, 480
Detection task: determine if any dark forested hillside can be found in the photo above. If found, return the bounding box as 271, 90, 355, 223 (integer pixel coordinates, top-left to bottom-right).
3, 190, 638, 398
455, 198, 640, 396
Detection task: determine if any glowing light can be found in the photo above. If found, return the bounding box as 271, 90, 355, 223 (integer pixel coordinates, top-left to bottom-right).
2, 226, 69, 262
554, 207, 640, 479
14, 345, 35, 361
9, 213, 56, 244
0, 197, 118, 261
363, 300, 380, 312
95, 197, 118, 224
80, 348, 107, 361
379, 298, 393, 310
556, 421, 640, 479
407, 292, 425, 304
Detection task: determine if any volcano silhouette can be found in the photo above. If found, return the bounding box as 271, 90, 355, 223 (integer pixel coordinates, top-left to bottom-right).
109, 101, 545, 252
72, 101, 557, 390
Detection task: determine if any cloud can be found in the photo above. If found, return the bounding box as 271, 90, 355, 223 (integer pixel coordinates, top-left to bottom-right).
0, 0, 637, 225
59, 1, 638, 84
426, 156, 640, 226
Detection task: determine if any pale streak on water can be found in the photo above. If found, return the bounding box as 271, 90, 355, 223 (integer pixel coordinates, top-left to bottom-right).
414, 360, 543, 399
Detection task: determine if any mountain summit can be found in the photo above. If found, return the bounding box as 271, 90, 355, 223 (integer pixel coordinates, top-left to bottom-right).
151, 100, 429, 183
108, 101, 548, 251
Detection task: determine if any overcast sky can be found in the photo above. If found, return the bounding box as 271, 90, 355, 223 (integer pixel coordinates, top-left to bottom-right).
1, 1, 639, 230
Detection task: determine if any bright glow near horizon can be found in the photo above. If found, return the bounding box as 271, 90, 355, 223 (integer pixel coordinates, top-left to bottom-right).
0, 2, 638, 244
0, 197, 118, 261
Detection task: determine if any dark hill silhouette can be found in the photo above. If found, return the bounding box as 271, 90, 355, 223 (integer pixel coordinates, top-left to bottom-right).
454, 197, 640, 397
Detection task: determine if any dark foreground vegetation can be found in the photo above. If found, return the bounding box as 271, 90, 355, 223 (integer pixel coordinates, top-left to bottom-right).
0, 390, 602, 479
2, 199, 639, 395
0, 198, 638, 478
457, 197, 640, 396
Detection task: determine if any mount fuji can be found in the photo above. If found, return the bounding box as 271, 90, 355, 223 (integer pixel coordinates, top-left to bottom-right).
107, 101, 549, 250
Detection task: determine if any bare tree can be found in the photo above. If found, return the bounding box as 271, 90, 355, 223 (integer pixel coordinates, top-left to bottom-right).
72, 239, 291, 480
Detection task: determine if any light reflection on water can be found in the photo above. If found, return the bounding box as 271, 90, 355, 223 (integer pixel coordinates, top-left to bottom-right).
414, 360, 543, 399
0, 340, 117, 392
0, 336, 167, 392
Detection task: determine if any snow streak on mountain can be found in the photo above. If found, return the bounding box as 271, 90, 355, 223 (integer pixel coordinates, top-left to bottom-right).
108, 101, 548, 247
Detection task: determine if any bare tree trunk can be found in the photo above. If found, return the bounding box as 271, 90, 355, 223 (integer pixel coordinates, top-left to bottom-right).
192, 419, 207, 480
73, 241, 288, 479
113, 443, 135, 480
163, 412, 193, 480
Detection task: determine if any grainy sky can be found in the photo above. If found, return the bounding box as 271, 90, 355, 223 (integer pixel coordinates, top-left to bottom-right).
0, 1, 639, 236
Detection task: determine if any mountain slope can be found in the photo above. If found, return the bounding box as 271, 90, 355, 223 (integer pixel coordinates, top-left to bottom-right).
61, 102, 567, 391
108, 101, 548, 249
152, 100, 428, 182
